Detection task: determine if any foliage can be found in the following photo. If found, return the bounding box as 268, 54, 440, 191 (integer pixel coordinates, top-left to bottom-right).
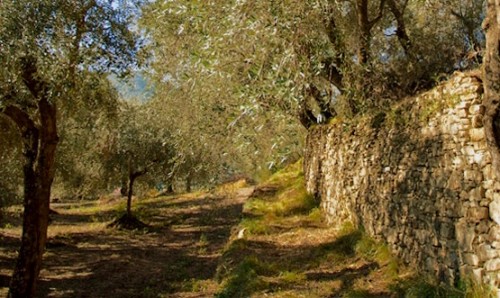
53, 74, 121, 198
0, 117, 22, 208
140, 0, 485, 124
0, 1, 143, 295
139, 0, 306, 186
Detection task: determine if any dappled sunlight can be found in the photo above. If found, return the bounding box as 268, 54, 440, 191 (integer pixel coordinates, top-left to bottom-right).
0, 188, 251, 297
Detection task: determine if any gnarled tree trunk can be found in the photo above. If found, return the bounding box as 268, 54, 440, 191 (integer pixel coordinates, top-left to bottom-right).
3, 58, 59, 298
482, 0, 500, 179
4, 99, 58, 298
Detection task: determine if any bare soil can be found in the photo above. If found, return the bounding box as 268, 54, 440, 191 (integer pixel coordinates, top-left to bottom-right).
0, 187, 254, 297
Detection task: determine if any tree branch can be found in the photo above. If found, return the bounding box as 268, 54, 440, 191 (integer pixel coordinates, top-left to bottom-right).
1, 105, 37, 139
20, 56, 48, 100
369, 0, 386, 29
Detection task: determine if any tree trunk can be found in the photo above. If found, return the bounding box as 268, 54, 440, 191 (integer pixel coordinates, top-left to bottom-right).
5, 99, 58, 298
482, 0, 500, 179
126, 174, 136, 218
186, 175, 192, 193
126, 168, 147, 218
120, 177, 128, 197
166, 182, 174, 194
356, 0, 371, 65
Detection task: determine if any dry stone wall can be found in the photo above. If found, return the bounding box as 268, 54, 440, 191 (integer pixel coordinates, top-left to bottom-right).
304, 72, 500, 292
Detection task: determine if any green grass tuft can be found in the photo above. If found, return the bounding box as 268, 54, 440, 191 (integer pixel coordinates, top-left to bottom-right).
216, 256, 275, 298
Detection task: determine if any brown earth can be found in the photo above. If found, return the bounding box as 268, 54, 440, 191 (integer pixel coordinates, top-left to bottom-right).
0, 187, 254, 298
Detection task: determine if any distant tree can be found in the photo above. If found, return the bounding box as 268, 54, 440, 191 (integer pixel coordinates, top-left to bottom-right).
54, 74, 121, 199
111, 101, 174, 219
0, 1, 141, 296
140, 1, 306, 182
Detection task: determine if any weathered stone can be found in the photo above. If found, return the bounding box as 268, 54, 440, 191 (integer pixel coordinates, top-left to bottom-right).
464, 170, 483, 182
470, 187, 485, 202
484, 180, 495, 190
469, 104, 485, 115
491, 199, 500, 225
467, 207, 490, 221
477, 221, 490, 234
484, 164, 494, 179
304, 73, 499, 291
456, 222, 476, 252
464, 253, 480, 266
457, 108, 468, 118
471, 115, 484, 128
489, 226, 500, 241
485, 259, 500, 271
478, 244, 499, 261
470, 128, 485, 141
472, 268, 484, 283
448, 171, 464, 190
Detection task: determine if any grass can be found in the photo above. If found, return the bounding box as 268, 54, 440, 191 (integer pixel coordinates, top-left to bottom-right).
2, 160, 496, 297
216, 161, 406, 297
215, 160, 494, 297
216, 255, 275, 298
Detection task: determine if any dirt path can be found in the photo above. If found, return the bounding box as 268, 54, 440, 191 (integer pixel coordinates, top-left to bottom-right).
0, 187, 254, 297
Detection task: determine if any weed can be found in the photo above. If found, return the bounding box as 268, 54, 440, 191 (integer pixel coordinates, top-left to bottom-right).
240, 218, 271, 235
279, 271, 306, 284
197, 233, 209, 254
307, 207, 324, 224
345, 289, 376, 298
216, 256, 275, 298
186, 278, 216, 292
392, 276, 464, 298
459, 278, 497, 298
214, 179, 248, 197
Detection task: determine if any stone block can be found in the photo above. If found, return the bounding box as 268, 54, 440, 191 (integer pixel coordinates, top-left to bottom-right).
457, 109, 468, 118
448, 171, 464, 190
464, 253, 480, 266
470, 128, 485, 141
484, 180, 495, 190
456, 221, 476, 252
470, 187, 485, 202
478, 244, 499, 261
490, 226, 500, 241
467, 207, 490, 221
464, 170, 483, 182
485, 258, 500, 271
491, 199, 500, 225
484, 164, 494, 179
469, 104, 485, 115
460, 264, 473, 278
471, 115, 484, 128
472, 268, 484, 283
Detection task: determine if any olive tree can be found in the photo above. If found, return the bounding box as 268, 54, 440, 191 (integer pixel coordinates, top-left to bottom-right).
110, 100, 174, 219
54, 75, 121, 199
140, 1, 306, 182
142, 0, 485, 127
0, 1, 141, 296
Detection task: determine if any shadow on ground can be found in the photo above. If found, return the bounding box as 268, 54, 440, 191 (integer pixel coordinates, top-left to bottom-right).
0, 191, 249, 298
